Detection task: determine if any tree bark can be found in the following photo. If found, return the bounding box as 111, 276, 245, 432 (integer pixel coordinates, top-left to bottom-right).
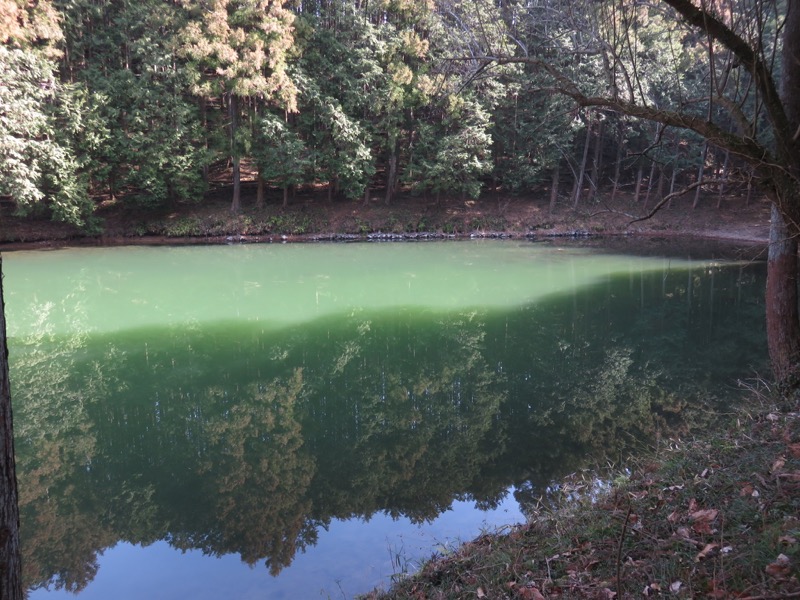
766, 205, 800, 394
573, 120, 592, 209
385, 137, 398, 206
256, 171, 266, 210
0, 258, 23, 600
549, 163, 560, 214
767, 0, 800, 396
633, 165, 643, 203
693, 141, 708, 209
229, 94, 242, 214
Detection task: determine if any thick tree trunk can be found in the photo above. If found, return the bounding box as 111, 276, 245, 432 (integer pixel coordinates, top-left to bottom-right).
766, 205, 800, 394
0, 258, 23, 600
768, 0, 800, 396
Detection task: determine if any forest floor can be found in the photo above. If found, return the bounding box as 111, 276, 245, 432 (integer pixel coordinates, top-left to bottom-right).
0, 182, 772, 248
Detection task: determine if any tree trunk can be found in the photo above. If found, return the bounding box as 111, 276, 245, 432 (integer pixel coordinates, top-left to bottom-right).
633, 165, 643, 203
549, 163, 560, 214
0, 258, 23, 600
256, 171, 266, 210
610, 123, 623, 204
231, 156, 241, 213
283, 186, 289, 208
768, 0, 800, 397
766, 205, 800, 394
573, 121, 592, 209
693, 141, 708, 209
587, 119, 604, 203
229, 94, 242, 214
643, 159, 657, 208
716, 149, 730, 208
667, 168, 677, 209
385, 136, 398, 206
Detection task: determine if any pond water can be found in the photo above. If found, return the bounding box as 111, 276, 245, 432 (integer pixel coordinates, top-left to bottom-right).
3, 240, 767, 599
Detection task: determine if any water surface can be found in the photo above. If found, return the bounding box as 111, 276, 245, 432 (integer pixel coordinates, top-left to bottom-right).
3, 240, 767, 598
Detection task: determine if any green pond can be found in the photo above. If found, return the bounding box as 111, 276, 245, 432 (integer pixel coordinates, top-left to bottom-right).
3, 240, 767, 599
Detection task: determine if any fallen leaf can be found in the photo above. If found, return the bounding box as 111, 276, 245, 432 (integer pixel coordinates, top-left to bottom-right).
739, 483, 754, 496
667, 510, 681, 523
670, 580, 683, 593
695, 543, 719, 561
516, 586, 546, 600
765, 554, 792, 579
477, 587, 486, 598
788, 443, 800, 458
779, 535, 797, 545
772, 457, 786, 473
692, 520, 714, 535
690, 508, 719, 523
643, 582, 662, 596
600, 589, 617, 599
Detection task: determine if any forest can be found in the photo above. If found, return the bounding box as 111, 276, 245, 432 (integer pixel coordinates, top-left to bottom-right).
2, 2, 800, 598
1, 0, 785, 227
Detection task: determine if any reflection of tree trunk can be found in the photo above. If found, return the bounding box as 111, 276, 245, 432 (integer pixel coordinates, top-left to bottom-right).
0, 258, 22, 600
766, 205, 800, 393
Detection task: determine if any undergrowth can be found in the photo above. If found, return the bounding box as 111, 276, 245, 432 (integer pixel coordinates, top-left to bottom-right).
366, 404, 800, 599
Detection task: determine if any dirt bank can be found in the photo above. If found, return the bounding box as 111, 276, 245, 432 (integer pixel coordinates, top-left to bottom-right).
0, 188, 772, 250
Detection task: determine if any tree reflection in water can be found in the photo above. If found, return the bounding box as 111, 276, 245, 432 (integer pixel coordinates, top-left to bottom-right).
9, 254, 766, 593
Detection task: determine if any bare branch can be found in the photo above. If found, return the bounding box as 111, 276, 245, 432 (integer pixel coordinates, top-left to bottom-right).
628, 178, 728, 224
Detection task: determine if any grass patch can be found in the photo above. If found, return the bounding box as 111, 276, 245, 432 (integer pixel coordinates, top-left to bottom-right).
365, 403, 800, 599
